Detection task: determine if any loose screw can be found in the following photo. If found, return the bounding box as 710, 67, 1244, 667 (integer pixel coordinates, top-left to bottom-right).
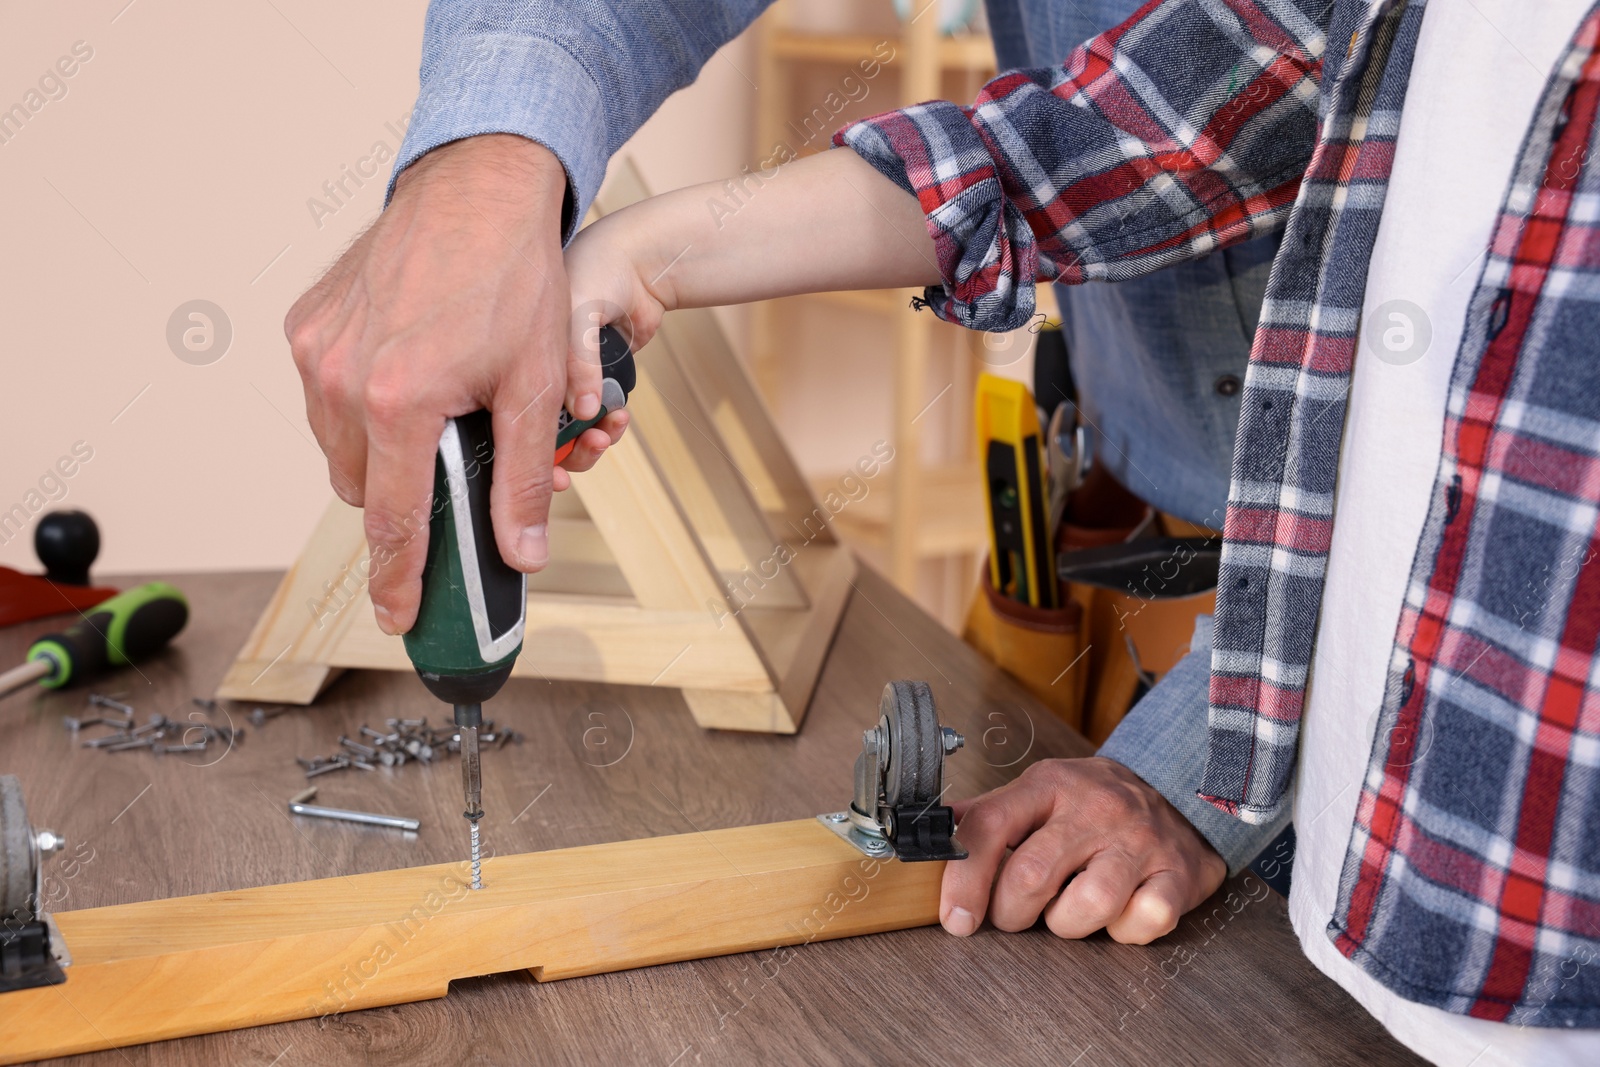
304, 758, 351, 779
250, 706, 293, 726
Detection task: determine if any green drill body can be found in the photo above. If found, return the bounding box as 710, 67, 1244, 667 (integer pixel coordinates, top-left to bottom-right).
403, 411, 526, 891
400, 328, 634, 890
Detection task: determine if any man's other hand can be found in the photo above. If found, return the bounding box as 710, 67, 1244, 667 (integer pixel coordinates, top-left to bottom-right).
285, 135, 627, 636
942, 757, 1227, 943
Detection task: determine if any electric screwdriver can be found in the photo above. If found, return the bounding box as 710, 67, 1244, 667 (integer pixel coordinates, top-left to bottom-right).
402, 325, 634, 888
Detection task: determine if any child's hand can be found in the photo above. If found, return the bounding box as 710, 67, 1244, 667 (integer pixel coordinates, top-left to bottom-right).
553, 210, 680, 491
565, 209, 676, 388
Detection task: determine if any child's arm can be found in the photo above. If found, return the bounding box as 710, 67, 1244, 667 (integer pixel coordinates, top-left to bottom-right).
564, 149, 938, 356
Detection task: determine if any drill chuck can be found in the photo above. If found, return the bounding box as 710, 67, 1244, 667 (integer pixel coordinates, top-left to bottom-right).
456, 703, 484, 821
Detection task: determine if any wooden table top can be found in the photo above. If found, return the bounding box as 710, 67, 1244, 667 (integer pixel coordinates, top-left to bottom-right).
0, 568, 1422, 1066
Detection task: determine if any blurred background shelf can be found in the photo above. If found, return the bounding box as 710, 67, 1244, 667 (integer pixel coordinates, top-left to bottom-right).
766, 29, 996, 71
751, 0, 1016, 631
809, 462, 985, 557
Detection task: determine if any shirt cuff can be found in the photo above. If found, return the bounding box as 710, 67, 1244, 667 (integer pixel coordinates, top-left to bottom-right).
1096, 617, 1292, 875
834, 103, 1048, 333
387, 34, 607, 243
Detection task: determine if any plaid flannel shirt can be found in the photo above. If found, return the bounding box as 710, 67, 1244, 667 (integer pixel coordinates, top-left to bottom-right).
840, 0, 1600, 1027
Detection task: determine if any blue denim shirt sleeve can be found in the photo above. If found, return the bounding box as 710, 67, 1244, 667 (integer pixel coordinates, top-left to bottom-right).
389, 0, 773, 240
1096, 617, 1290, 875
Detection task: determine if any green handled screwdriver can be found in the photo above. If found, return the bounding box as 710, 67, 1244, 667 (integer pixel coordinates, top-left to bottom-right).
404, 326, 634, 890
0, 582, 189, 701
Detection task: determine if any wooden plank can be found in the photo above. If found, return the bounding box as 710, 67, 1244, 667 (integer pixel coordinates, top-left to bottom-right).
1, 570, 1426, 1066
627, 328, 808, 609
331, 593, 775, 693
660, 302, 830, 543
569, 428, 732, 614
680, 687, 799, 732
217, 487, 775, 701
678, 546, 854, 731
740, 543, 857, 723
214, 498, 368, 703
0, 820, 939, 1064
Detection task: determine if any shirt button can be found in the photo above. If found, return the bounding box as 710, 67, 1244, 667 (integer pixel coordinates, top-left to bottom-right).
1214, 374, 1241, 397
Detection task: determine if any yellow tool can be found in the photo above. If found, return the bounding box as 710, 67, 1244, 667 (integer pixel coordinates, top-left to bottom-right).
976, 373, 1057, 609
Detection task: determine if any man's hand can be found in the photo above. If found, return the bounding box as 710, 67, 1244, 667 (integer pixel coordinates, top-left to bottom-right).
285, 135, 626, 635
943, 757, 1227, 943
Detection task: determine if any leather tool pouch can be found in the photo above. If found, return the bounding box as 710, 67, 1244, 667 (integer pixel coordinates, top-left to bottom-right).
964, 469, 1220, 743
964, 571, 1087, 729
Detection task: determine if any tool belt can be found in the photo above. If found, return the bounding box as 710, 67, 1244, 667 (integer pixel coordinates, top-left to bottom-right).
964, 466, 1219, 744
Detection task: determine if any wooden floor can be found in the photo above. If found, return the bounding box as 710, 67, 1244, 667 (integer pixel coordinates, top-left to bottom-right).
0, 568, 1424, 1066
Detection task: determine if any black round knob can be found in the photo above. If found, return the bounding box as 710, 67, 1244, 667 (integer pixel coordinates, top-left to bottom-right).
35, 510, 100, 587
1214, 374, 1242, 398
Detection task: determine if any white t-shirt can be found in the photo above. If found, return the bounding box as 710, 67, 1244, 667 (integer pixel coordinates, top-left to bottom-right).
1294, 2, 1598, 1064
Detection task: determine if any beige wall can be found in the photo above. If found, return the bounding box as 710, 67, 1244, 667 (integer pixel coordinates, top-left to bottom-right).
0, 1, 756, 575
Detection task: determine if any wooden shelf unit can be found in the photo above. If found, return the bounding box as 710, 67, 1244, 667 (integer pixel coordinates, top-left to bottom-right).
218, 163, 857, 733
752, 2, 997, 622
766, 28, 995, 70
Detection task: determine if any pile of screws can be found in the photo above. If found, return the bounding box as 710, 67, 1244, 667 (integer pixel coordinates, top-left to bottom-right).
296, 716, 522, 779
68, 695, 242, 755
